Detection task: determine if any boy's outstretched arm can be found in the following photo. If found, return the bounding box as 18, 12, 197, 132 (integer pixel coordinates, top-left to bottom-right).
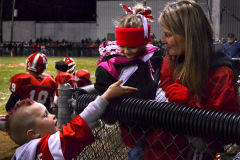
102, 79, 138, 102
80, 79, 138, 128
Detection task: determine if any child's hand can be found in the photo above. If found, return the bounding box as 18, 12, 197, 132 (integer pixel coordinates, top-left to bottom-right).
102, 79, 138, 102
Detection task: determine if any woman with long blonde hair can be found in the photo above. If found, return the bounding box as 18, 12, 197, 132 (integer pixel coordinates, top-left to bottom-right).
146, 0, 240, 159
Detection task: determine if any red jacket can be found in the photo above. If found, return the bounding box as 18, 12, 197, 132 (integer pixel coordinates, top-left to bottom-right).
121, 54, 240, 160
158, 57, 239, 112
145, 56, 240, 160
55, 72, 76, 96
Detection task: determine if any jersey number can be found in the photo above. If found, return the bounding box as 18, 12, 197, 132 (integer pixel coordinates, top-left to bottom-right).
30, 90, 48, 104
10, 82, 16, 92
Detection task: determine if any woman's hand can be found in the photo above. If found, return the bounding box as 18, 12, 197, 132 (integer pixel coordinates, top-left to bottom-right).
165, 78, 194, 105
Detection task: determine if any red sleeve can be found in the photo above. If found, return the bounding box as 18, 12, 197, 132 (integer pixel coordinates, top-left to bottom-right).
158, 57, 173, 90
9, 73, 29, 95
203, 66, 240, 113
76, 70, 92, 86
164, 66, 240, 112
76, 70, 90, 79
60, 116, 94, 159
37, 115, 94, 160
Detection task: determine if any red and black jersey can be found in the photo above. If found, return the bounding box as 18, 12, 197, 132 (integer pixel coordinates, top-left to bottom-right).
36, 116, 94, 160
75, 69, 92, 88
11, 116, 94, 160
55, 72, 76, 96
9, 73, 56, 110
41, 73, 54, 79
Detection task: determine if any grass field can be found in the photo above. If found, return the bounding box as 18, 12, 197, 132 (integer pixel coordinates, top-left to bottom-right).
0, 56, 99, 160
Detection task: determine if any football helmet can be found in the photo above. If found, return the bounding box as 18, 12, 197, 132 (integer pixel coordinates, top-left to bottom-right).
63, 57, 76, 75
26, 52, 48, 74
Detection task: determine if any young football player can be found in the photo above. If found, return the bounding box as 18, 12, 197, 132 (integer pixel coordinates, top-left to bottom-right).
5, 52, 56, 112
5, 80, 138, 160
55, 60, 76, 96
63, 57, 92, 88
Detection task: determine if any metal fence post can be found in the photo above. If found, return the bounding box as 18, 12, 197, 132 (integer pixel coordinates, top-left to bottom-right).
58, 83, 73, 127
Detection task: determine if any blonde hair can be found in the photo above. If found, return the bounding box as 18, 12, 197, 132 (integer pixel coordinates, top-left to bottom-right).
116, 3, 151, 54
118, 3, 151, 28
159, 0, 214, 102
6, 99, 36, 145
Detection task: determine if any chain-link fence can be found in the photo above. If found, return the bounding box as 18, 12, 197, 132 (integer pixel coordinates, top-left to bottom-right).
53, 58, 240, 160
232, 59, 240, 104
76, 121, 239, 160
2, 43, 238, 159
70, 93, 240, 160
232, 58, 240, 82
57, 61, 240, 160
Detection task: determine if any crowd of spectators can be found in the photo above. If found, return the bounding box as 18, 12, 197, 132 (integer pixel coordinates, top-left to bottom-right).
0, 36, 167, 57
0, 37, 107, 57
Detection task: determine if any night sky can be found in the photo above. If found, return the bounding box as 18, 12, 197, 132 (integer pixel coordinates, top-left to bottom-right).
3, 0, 96, 22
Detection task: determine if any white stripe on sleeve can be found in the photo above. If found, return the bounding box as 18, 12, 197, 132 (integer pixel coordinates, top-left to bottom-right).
48, 131, 65, 160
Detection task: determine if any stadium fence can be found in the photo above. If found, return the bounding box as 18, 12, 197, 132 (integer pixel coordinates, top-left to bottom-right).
57, 59, 240, 160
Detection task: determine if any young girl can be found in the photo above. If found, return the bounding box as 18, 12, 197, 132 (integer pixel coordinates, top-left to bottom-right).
94, 3, 162, 100
94, 3, 163, 160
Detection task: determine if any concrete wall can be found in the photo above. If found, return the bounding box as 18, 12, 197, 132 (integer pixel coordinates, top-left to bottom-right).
36, 23, 97, 42
3, 21, 36, 42
3, 21, 98, 42
96, 0, 168, 41
3, 0, 239, 42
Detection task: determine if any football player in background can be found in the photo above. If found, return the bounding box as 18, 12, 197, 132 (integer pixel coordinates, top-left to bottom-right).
55, 60, 76, 96
63, 57, 92, 88
5, 52, 56, 112
53, 60, 76, 112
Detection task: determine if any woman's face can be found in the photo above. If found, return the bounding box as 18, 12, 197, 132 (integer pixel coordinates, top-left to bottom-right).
161, 27, 185, 57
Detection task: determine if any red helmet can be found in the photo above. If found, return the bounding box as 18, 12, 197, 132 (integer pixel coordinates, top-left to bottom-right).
63, 57, 76, 75
26, 52, 48, 74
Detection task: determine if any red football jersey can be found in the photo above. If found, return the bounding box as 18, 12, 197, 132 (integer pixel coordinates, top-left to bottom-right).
36, 116, 94, 160
41, 73, 54, 79
75, 69, 92, 88
9, 73, 56, 110
55, 72, 76, 96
